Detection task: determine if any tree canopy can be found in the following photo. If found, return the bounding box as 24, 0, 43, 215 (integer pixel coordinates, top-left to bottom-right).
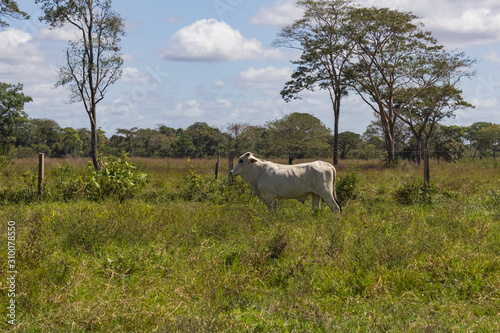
266, 112, 331, 164
0, 83, 32, 156
274, 0, 353, 165
0, 0, 29, 30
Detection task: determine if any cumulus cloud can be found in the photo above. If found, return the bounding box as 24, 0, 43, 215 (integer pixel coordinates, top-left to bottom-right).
236, 66, 292, 96
361, 0, 500, 47
250, 0, 303, 26
250, 0, 500, 46
0, 29, 43, 64
161, 19, 284, 62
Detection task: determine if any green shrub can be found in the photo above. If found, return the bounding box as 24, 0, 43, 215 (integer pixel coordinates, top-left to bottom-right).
46, 164, 84, 201
393, 180, 436, 205
84, 153, 148, 202
0, 170, 38, 204
336, 172, 360, 205
0, 154, 13, 168
181, 159, 254, 204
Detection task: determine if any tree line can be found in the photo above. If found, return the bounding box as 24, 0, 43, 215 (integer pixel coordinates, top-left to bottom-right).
2, 103, 499, 162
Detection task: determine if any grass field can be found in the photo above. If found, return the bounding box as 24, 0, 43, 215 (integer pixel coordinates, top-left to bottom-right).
1, 157, 499, 332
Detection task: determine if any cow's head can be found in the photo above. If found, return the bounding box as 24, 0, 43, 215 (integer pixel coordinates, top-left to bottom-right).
230, 152, 259, 176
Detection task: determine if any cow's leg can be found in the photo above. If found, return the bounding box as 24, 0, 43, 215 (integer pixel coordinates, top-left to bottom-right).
312, 194, 321, 211
263, 193, 278, 210
322, 192, 341, 214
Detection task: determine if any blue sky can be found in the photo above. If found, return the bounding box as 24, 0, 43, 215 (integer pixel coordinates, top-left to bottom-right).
1, 0, 499, 136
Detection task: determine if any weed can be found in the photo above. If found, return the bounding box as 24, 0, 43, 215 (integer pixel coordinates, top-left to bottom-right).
266, 231, 288, 261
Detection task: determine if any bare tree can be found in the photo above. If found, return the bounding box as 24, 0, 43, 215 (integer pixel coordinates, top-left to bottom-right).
37, 0, 125, 169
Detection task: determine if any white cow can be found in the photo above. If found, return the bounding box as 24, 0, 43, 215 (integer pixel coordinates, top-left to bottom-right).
231, 152, 342, 214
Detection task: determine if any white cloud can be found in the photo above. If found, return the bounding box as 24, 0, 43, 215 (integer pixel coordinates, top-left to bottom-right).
212, 80, 225, 88
206, 99, 234, 110
161, 19, 284, 62
250, 0, 303, 26
236, 66, 292, 96
35, 27, 79, 42
121, 67, 151, 83
0, 29, 43, 64
173, 100, 205, 118
361, 0, 500, 47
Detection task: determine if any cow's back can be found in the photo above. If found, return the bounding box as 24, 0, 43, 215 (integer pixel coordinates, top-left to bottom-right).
257, 160, 335, 199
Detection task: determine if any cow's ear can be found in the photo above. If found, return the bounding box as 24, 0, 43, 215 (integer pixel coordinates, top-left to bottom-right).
249, 158, 258, 164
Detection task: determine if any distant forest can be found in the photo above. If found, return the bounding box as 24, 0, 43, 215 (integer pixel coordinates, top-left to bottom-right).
2, 114, 500, 163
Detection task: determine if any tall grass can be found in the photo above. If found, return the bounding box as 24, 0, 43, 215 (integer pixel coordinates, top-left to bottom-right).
0, 157, 499, 332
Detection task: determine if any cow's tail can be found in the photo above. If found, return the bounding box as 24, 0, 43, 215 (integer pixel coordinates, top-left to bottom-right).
332, 173, 342, 214
327, 164, 342, 214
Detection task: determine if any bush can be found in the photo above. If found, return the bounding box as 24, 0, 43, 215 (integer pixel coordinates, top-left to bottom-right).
336, 172, 360, 205
393, 180, 436, 205
84, 153, 148, 202
181, 158, 254, 204
0, 170, 38, 204
46, 164, 84, 201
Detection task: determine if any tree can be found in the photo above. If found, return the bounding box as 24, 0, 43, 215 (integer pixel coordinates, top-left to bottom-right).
438, 125, 467, 159
232, 125, 268, 156
227, 123, 249, 140
477, 124, 500, 160
0, 0, 29, 30
29, 118, 62, 156
184, 122, 229, 158
59, 127, 84, 157
266, 112, 330, 164
336, 131, 361, 159
274, 0, 353, 165
466, 122, 493, 158
170, 134, 197, 158
0, 83, 31, 156
428, 125, 463, 163
37, 0, 125, 170
396, 52, 474, 164
346, 7, 442, 163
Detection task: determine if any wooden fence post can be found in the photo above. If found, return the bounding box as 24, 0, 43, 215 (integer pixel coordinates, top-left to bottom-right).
38, 153, 44, 200
423, 149, 430, 189
215, 152, 220, 180
228, 151, 234, 185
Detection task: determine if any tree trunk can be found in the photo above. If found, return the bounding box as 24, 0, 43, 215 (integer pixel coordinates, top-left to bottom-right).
415, 136, 422, 165
89, 106, 101, 170
332, 96, 341, 166
382, 127, 396, 163
378, 106, 397, 163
